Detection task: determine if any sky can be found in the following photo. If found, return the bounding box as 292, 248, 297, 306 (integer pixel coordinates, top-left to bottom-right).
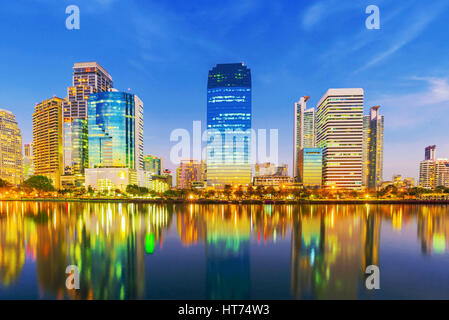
1, 0, 449, 180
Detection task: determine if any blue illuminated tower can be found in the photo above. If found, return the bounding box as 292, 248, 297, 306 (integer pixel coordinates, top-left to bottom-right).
206, 63, 252, 187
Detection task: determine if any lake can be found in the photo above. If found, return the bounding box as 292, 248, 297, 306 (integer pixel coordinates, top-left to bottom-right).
0, 201, 448, 299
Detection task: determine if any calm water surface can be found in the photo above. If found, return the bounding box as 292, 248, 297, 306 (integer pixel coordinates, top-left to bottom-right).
0, 201, 448, 300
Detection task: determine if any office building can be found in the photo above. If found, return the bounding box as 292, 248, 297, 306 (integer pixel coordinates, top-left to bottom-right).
253, 175, 292, 187
143, 155, 162, 175
293, 96, 315, 181
425, 145, 436, 161
206, 63, 252, 187
419, 146, 449, 189
23, 143, 33, 179
316, 88, 364, 190
85, 91, 144, 190
32, 97, 64, 188
362, 106, 384, 189
63, 62, 113, 184
299, 148, 322, 188
176, 159, 201, 189
255, 163, 288, 176
0, 109, 22, 185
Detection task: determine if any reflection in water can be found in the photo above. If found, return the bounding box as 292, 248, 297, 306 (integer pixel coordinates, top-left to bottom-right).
0, 202, 448, 299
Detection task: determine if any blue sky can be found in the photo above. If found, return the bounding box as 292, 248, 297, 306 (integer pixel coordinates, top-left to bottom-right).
1, 0, 449, 180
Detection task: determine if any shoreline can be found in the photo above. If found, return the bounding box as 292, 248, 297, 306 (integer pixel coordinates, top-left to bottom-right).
1, 198, 449, 205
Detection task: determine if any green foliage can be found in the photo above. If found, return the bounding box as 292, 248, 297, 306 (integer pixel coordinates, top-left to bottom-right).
0, 178, 11, 189
126, 184, 149, 196
23, 175, 55, 192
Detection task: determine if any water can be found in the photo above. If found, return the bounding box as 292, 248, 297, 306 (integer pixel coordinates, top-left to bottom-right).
0, 201, 448, 300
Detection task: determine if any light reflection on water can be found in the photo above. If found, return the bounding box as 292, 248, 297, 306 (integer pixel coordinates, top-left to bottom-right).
0, 201, 448, 300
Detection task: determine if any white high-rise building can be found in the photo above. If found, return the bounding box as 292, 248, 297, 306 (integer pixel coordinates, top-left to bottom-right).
316, 88, 364, 190
293, 96, 315, 181
419, 146, 449, 189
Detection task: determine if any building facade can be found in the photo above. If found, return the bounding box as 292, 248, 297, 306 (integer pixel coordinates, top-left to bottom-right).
0, 109, 22, 185
299, 148, 322, 188
23, 143, 33, 179
206, 63, 252, 187
255, 163, 288, 176
176, 159, 200, 189
63, 62, 113, 184
143, 155, 162, 175
32, 97, 64, 188
86, 91, 144, 190
293, 96, 315, 181
419, 146, 449, 189
362, 106, 384, 189
316, 88, 364, 190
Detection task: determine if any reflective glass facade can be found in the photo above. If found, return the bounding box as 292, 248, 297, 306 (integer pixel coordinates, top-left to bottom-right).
88, 91, 142, 169
299, 148, 322, 188
143, 155, 162, 175
206, 63, 252, 187
63, 62, 113, 177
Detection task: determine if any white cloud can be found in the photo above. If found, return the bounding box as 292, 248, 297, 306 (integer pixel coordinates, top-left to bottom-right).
379, 77, 449, 108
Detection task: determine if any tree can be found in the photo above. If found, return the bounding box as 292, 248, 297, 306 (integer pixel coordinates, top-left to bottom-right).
234, 186, 244, 199
0, 178, 11, 189
246, 186, 255, 199
223, 185, 232, 200
256, 185, 265, 199
23, 175, 55, 192
266, 186, 276, 198
126, 184, 149, 196
205, 189, 216, 199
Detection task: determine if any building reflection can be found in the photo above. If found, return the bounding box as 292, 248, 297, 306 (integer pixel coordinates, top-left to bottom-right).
417, 205, 449, 255
290, 205, 382, 299
0, 202, 448, 299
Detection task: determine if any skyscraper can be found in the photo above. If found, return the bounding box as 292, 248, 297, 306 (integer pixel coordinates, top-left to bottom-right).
0, 109, 22, 185
206, 63, 252, 187
293, 96, 315, 181
143, 155, 163, 175
85, 91, 144, 191
419, 146, 449, 189
316, 89, 364, 190
425, 145, 436, 161
362, 106, 384, 189
176, 159, 200, 189
299, 148, 322, 188
23, 143, 34, 179
32, 97, 64, 188
62, 62, 113, 185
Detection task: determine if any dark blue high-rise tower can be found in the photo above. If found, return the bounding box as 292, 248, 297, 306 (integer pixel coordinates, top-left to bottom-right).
206, 63, 252, 187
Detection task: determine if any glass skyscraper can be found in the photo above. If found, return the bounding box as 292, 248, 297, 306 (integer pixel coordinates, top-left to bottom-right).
87, 91, 143, 170
293, 96, 316, 182
299, 148, 322, 188
143, 155, 163, 175
206, 63, 252, 187
362, 106, 384, 189
63, 62, 113, 186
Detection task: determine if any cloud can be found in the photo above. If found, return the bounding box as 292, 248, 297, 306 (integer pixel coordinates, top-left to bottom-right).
379, 77, 449, 108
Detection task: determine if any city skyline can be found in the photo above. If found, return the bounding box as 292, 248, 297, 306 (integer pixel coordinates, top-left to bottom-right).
1, 0, 449, 181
